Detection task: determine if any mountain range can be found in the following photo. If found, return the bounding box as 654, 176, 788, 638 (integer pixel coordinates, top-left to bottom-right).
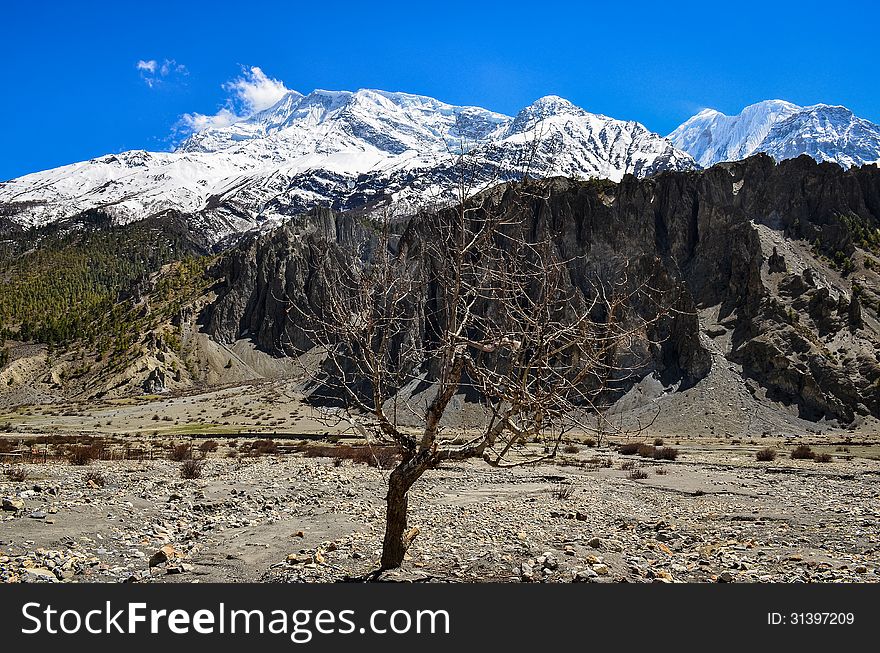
1, 91, 879, 246
668, 100, 880, 168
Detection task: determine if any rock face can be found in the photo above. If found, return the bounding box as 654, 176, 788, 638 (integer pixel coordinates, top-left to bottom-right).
142, 368, 166, 394
205, 208, 373, 352
204, 154, 880, 422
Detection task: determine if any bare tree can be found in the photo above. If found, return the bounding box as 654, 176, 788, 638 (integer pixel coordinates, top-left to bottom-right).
287, 167, 673, 570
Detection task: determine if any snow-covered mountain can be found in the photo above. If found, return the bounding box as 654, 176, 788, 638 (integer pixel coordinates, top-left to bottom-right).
758, 105, 880, 168
0, 89, 695, 244
476, 95, 696, 180
667, 100, 799, 167
669, 100, 880, 168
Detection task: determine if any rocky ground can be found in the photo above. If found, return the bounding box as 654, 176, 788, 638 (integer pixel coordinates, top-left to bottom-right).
2, 438, 879, 584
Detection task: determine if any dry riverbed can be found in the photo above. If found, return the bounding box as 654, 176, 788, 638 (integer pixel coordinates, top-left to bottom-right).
2, 443, 879, 583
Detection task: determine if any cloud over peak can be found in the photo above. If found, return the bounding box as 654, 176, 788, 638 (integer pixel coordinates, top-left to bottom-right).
224, 66, 290, 114
179, 66, 293, 134
179, 108, 239, 132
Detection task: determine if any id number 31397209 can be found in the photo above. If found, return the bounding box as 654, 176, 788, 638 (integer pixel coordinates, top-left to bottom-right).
768, 613, 855, 625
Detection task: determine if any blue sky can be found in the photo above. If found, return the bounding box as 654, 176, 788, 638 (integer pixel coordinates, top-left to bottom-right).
2, 0, 878, 181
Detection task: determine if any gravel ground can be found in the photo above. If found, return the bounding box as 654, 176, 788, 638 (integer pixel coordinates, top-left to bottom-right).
2, 443, 879, 584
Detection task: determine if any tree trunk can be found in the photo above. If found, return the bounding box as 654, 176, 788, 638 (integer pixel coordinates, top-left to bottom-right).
380, 460, 424, 570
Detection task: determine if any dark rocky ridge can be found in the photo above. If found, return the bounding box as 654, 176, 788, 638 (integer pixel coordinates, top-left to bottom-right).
204, 155, 880, 423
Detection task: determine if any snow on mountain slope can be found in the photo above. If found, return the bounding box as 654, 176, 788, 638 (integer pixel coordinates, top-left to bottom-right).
489, 95, 695, 180
669, 100, 880, 168
179, 89, 511, 158
758, 104, 880, 169
0, 89, 695, 244
668, 100, 799, 167
198, 94, 698, 222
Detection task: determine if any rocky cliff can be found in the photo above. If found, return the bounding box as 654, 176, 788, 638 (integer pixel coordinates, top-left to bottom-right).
204, 154, 880, 423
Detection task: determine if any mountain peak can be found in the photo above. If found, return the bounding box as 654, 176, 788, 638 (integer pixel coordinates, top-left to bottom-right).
509, 95, 586, 133
800, 103, 853, 117
524, 95, 582, 115
670, 99, 880, 169
760, 104, 880, 168
669, 99, 801, 166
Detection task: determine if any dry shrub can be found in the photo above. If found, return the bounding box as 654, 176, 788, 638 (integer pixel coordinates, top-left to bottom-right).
562, 443, 580, 454
66, 438, 108, 464
169, 444, 192, 461
653, 438, 664, 446
552, 481, 574, 500
247, 439, 278, 456
628, 467, 648, 480
791, 445, 815, 460
199, 440, 218, 454
180, 459, 203, 479
618, 443, 641, 455
68, 445, 94, 466
583, 438, 596, 448
756, 448, 777, 462
814, 452, 833, 463
637, 444, 656, 458
653, 447, 679, 461
298, 443, 401, 469
4, 466, 28, 482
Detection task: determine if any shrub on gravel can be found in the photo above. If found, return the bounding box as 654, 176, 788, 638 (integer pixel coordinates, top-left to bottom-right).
249, 439, 278, 456
199, 440, 218, 454
791, 445, 815, 460
68, 445, 94, 465
3, 467, 27, 482
169, 444, 192, 461
180, 459, 203, 479
653, 447, 679, 461
756, 448, 777, 462
552, 481, 574, 500
297, 443, 401, 469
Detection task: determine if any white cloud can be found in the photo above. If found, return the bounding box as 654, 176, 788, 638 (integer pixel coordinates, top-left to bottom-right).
179, 108, 239, 132
161, 60, 187, 77
138, 58, 188, 87
224, 66, 290, 113
177, 66, 293, 135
